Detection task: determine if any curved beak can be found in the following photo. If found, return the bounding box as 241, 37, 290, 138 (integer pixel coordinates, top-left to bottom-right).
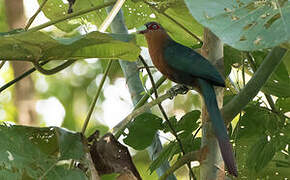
137, 25, 147, 34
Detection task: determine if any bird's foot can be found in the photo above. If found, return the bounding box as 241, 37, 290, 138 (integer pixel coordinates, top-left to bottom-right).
168, 84, 190, 99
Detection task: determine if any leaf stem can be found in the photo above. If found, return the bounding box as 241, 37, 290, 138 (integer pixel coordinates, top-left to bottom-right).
27, 0, 116, 33
113, 91, 175, 138
81, 0, 127, 134
81, 60, 112, 134
33, 60, 74, 75
159, 148, 206, 180
25, 0, 49, 30
0, 61, 49, 93
0, 61, 5, 70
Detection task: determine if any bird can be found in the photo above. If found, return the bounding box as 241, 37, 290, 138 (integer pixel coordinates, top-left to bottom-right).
138, 22, 238, 177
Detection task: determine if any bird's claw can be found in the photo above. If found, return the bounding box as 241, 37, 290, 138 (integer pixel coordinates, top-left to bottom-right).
168, 84, 189, 99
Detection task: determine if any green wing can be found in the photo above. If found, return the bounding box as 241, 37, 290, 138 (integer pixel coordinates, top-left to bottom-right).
164, 40, 225, 87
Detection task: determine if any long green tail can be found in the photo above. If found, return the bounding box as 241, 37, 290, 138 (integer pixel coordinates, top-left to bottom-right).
198, 78, 238, 177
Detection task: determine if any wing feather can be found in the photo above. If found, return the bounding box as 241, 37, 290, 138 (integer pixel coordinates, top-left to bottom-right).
164, 40, 225, 87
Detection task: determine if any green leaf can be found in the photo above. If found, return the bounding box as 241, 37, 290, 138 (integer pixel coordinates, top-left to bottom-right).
149, 142, 178, 173
162, 111, 200, 134
0, 31, 140, 61
236, 103, 277, 139
101, 174, 119, 180
37, 0, 80, 32
176, 110, 200, 133
125, 0, 203, 47
123, 113, 162, 150
185, 0, 290, 50
262, 61, 290, 97
162, 116, 178, 133
0, 125, 87, 180
246, 136, 277, 172
157, 1, 203, 47
174, 135, 201, 154
276, 97, 290, 113
224, 45, 243, 76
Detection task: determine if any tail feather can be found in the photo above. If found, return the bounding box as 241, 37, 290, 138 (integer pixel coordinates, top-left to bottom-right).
198, 79, 238, 177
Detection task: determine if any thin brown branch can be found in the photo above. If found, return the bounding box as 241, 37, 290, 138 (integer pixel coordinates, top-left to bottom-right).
25, 0, 48, 30
138, 55, 196, 179
0, 61, 5, 70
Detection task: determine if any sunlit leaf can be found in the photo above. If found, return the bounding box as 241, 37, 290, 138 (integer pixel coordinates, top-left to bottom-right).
0, 31, 140, 61
185, 0, 290, 50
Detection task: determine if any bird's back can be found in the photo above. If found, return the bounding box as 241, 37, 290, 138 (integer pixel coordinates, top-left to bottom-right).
163, 40, 225, 87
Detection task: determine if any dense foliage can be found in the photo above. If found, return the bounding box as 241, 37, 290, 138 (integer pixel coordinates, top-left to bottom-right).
0, 0, 289, 179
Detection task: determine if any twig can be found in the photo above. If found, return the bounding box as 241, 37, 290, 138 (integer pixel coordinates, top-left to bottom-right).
38, 163, 57, 180
0, 61, 49, 93
134, 76, 167, 109
143, 0, 203, 44
27, 0, 116, 33
0, 0, 47, 75
81, 60, 112, 134
159, 149, 206, 180
113, 91, 177, 138
0, 61, 5, 70
81, 0, 127, 134
33, 60, 74, 75
138, 55, 196, 179
138, 65, 155, 71
25, 0, 49, 30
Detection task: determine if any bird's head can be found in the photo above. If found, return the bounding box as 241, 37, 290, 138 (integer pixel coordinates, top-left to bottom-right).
138, 22, 170, 46
138, 22, 164, 34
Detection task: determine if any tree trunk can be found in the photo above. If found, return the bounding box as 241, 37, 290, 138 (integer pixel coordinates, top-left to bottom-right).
200, 28, 226, 179
5, 0, 37, 125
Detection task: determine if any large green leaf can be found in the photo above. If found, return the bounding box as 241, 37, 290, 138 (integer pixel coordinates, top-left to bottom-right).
276, 97, 290, 113
123, 113, 162, 150
236, 136, 289, 179
37, 0, 80, 32
0, 125, 87, 180
185, 0, 290, 50
0, 31, 140, 61
262, 61, 290, 97
37, 0, 111, 32
162, 110, 200, 134
235, 103, 278, 139
246, 136, 277, 172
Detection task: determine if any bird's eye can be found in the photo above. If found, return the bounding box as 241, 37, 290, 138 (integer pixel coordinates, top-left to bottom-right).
148, 24, 159, 30
152, 25, 158, 29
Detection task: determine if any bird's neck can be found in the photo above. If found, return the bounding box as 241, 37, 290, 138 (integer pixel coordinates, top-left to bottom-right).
144, 31, 171, 54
